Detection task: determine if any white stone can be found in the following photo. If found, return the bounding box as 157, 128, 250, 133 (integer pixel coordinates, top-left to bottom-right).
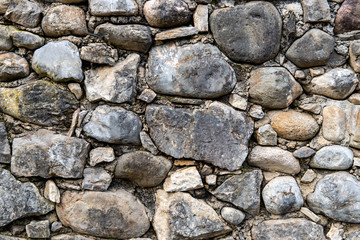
44, 180, 60, 204
163, 166, 204, 192
205, 174, 217, 185
89, 147, 115, 166
194, 5, 208, 32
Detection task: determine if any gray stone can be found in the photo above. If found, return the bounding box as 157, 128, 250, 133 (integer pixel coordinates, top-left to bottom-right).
248, 146, 301, 175
350, 42, 360, 72
51, 222, 63, 232
0, 80, 79, 126
252, 218, 326, 240
44, 180, 60, 204
256, 124, 277, 146
0, 25, 12, 50
212, 170, 263, 216
262, 176, 303, 215
84, 53, 140, 103
249, 105, 264, 120
307, 171, 360, 223
304, 68, 358, 100
310, 145, 353, 170
322, 105, 346, 142
89, 0, 138, 16
57, 190, 150, 239
89, 147, 115, 166
144, 0, 192, 28
210, 1, 282, 64
221, 207, 245, 225
80, 43, 118, 65
83, 105, 142, 144
0, 236, 30, 240
155, 26, 199, 41
293, 146, 316, 159
139, 131, 159, 154
0, 168, 54, 227
0, 0, 9, 14
146, 102, 253, 171
301, 169, 317, 183
229, 94, 247, 110
302, 0, 330, 23
82, 168, 112, 191
32, 41, 84, 82
5, 0, 41, 28
249, 67, 303, 109
115, 151, 172, 187
0, 122, 10, 164
163, 166, 203, 192
94, 23, 152, 53
286, 29, 334, 68
51, 234, 95, 240
153, 190, 230, 240
12, 31, 44, 50
26, 220, 50, 239
0, 53, 29, 81
194, 5, 208, 32
138, 89, 156, 103
147, 43, 236, 98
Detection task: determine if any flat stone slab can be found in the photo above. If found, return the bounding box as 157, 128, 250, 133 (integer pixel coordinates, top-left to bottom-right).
89, 0, 138, 16
155, 27, 199, 40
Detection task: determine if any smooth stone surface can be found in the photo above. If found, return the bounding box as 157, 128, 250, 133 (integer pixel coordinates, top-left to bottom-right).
307, 171, 360, 223
310, 145, 353, 170
252, 218, 326, 240
0, 26, 12, 50
82, 168, 112, 191
304, 68, 358, 100
85, 53, 140, 103
57, 190, 150, 239
163, 166, 203, 192
89, 147, 115, 166
95, 23, 152, 53
293, 146, 316, 159
147, 42, 236, 98
286, 29, 334, 68
210, 1, 282, 64
144, 0, 192, 28
0, 122, 10, 164
194, 5, 208, 32
256, 124, 277, 146
0, 53, 30, 82
44, 180, 60, 204
301, 169, 317, 183
4, 0, 41, 28
155, 26, 199, 40
12, 31, 44, 50
115, 151, 172, 187
322, 106, 346, 142
83, 105, 142, 144
0, 168, 54, 227
269, 110, 319, 141
248, 146, 301, 175
335, 0, 360, 34
0, 80, 79, 126
32, 41, 84, 82
153, 190, 230, 240
262, 176, 303, 215
80, 43, 118, 65
11, 129, 90, 178
212, 170, 263, 216
302, 0, 330, 23
221, 207, 245, 225
350, 42, 360, 72
146, 102, 253, 171
249, 67, 303, 109
26, 220, 50, 239
89, 0, 138, 16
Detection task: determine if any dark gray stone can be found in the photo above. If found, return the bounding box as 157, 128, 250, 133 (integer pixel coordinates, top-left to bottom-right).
0, 122, 10, 164
0, 25, 12, 50
4, 0, 42, 28
89, 0, 138, 16
310, 145, 353, 170
146, 102, 253, 171
80, 43, 118, 65
302, 0, 330, 23
12, 31, 44, 50
0, 53, 29, 82
293, 146, 316, 159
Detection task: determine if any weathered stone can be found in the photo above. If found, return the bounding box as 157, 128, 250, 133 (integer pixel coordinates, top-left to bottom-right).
153, 190, 230, 240
155, 26, 199, 41
11, 129, 90, 178
248, 146, 301, 175
350, 42, 360, 72
301, 207, 321, 223
89, 0, 138, 16
147, 43, 236, 98
26, 220, 50, 239
205, 174, 217, 185
68, 83, 83, 100
163, 166, 203, 192
335, 0, 360, 34
0, 25, 12, 50
249, 67, 302, 109
138, 89, 156, 103
212, 170, 263, 216
0, 122, 10, 164
44, 180, 60, 204
146, 102, 253, 171
286, 29, 334, 68
57, 190, 150, 239
256, 124, 277, 146
42, 5, 87, 37
293, 146, 316, 159
210, 2, 282, 64
0, 53, 29, 81
301, 169, 317, 183
269, 110, 319, 141
94, 23, 152, 53
322, 106, 346, 142
349, 93, 360, 105
11, 31, 44, 50
83, 105, 142, 144
144, 0, 192, 28
85, 53, 140, 103
51, 234, 95, 240
0, 80, 79, 126
32, 41, 83, 82
262, 176, 303, 215
0, 168, 54, 227
252, 218, 326, 240
80, 43, 118, 65
139, 131, 159, 154
194, 5, 208, 32
307, 171, 360, 223
89, 147, 115, 167
302, 0, 330, 23
0, 0, 9, 14
304, 68, 358, 100
229, 94, 247, 110
82, 168, 112, 191
221, 207, 245, 225
5, 0, 41, 28
310, 145, 353, 170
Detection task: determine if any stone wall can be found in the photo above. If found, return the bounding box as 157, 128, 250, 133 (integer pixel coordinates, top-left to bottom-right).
0, 0, 360, 239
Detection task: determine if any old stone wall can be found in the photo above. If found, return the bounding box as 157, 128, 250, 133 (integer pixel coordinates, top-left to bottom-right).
0, 0, 360, 239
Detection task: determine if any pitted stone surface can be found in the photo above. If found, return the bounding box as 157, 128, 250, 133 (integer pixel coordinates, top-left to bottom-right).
5, 0, 41, 28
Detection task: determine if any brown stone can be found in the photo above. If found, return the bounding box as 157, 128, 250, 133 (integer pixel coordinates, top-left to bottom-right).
335, 0, 360, 34
322, 106, 346, 142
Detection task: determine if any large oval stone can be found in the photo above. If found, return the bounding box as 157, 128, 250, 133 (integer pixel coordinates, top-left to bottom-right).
147, 42, 236, 98
210, 1, 282, 64
309, 145, 353, 170
335, 0, 360, 34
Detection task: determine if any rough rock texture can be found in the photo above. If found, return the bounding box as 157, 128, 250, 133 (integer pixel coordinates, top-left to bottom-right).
89, 147, 115, 166
322, 106, 346, 142
44, 180, 60, 204
221, 207, 245, 225
256, 124, 277, 146
0, 53, 30, 82
83, 105, 142, 144
0, 122, 10, 163
307, 172, 360, 223
310, 145, 353, 170
11, 129, 90, 178
89, 0, 138, 16
56, 190, 150, 239
210, 2, 282, 64
115, 151, 172, 187
155, 26, 199, 41
80, 43, 118, 65
0, 25, 12, 50
82, 168, 112, 191
153, 190, 230, 240
194, 5, 208, 32
4, 0, 41, 28
11, 31, 44, 50
0, 0, 9, 14
26, 220, 50, 239
334, 0, 360, 34
248, 67, 303, 109
0, 168, 54, 227
146, 102, 253, 171
163, 167, 203, 192
349, 42, 360, 72
212, 170, 263, 216
302, 0, 330, 23
147, 43, 236, 98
